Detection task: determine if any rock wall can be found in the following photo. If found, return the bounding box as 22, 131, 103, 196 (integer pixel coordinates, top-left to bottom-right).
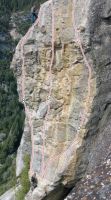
11, 0, 111, 199
85, 0, 111, 171
0, 188, 15, 200
66, 153, 111, 200
66, 0, 111, 199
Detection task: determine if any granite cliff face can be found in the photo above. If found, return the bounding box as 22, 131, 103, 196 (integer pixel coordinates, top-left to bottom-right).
10, 0, 111, 199
66, 153, 111, 200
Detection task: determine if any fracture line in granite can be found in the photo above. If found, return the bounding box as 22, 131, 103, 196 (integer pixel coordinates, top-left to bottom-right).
42, 0, 92, 179
41, 0, 55, 177
20, 0, 54, 178
56, 0, 92, 171
20, 4, 43, 177
20, 0, 92, 184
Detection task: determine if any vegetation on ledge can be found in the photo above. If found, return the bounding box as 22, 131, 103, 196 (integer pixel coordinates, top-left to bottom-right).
16, 155, 30, 200
0, 0, 47, 196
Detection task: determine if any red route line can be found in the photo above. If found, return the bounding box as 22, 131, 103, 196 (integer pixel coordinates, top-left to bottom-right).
42, 0, 92, 180
40, 0, 55, 177
54, 0, 92, 173
20, 0, 53, 178
53, 0, 92, 173
20, 6, 43, 177
20, 0, 92, 185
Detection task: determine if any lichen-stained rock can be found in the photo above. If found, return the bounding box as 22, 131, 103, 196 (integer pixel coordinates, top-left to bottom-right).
66, 152, 111, 200
11, 0, 98, 199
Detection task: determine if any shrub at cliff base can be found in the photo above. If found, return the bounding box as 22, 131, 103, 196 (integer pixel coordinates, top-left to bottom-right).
0, 0, 47, 196
16, 155, 30, 200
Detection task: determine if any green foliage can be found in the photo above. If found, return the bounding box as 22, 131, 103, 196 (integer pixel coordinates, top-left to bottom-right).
17, 19, 31, 35
0, 0, 47, 12
0, 0, 25, 195
0, 0, 47, 196
0, 158, 16, 196
16, 155, 30, 200
11, 11, 32, 36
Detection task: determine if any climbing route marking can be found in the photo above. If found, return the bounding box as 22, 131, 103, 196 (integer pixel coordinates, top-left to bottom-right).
20, 6, 42, 176
42, 0, 92, 179
41, 0, 55, 176
20, 0, 92, 184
